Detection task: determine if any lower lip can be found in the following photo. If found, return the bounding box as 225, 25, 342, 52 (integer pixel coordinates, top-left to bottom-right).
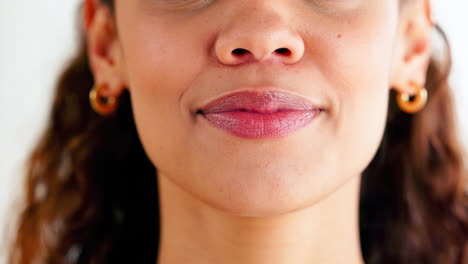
201, 110, 321, 139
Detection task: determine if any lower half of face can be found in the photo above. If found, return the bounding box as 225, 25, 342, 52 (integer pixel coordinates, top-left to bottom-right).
118, 0, 398, 216
130, 82, 389, 217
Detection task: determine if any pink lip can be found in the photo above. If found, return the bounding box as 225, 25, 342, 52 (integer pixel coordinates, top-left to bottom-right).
198, 90, 322, 139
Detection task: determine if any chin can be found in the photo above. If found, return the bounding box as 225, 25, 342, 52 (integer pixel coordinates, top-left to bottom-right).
191, 167, 337, 218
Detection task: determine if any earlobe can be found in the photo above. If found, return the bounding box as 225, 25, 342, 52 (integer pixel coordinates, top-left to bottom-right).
84, 0, 126, 98
395, 81, 428, 114
90, 83, 120, 116
390, 0, 433, 95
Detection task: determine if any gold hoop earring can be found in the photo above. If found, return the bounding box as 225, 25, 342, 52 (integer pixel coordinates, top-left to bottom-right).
89, 84, 119, 115
396, 81, 428, 114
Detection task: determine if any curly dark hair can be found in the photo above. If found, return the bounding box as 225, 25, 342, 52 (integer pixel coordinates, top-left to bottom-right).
9, 1, 468, 263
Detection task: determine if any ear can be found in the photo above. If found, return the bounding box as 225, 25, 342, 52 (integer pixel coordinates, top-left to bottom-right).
84, 0, 127, 98
390, 0, 434, 95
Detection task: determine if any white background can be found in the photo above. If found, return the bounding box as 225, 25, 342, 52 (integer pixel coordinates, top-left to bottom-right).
0, 1, 467, 263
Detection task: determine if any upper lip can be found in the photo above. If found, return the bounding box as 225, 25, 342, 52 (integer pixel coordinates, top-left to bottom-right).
198, 90, 323, 114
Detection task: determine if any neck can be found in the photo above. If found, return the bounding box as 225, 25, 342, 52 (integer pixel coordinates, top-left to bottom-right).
156, 174, 364, 264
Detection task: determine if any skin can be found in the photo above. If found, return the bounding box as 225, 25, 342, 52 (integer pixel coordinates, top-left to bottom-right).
84, 0, 433, 263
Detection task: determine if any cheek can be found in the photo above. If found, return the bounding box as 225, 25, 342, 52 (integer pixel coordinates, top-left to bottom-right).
118, 24, 208, 171
289, 3, 398, 183
319, 10, 397, 175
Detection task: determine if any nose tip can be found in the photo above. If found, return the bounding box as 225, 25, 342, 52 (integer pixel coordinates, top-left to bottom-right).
214, 17, 305, 66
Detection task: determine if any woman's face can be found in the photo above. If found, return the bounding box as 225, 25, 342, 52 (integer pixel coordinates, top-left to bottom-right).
107, 0, 403, 216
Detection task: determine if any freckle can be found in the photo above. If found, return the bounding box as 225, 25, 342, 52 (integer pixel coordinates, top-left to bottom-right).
337, 34, 342, 38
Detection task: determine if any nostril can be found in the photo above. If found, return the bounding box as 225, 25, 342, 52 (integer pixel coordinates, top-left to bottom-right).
232, 48, 249, 56
275, 48, 291, 56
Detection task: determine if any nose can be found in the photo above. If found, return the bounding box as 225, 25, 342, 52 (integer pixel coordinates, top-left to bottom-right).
214, 6, 305, 66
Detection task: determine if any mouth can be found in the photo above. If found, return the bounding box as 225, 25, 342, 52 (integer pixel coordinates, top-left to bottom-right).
197, 90, 324, 139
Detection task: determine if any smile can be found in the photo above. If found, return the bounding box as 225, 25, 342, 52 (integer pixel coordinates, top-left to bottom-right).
198, 90, 323, 139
